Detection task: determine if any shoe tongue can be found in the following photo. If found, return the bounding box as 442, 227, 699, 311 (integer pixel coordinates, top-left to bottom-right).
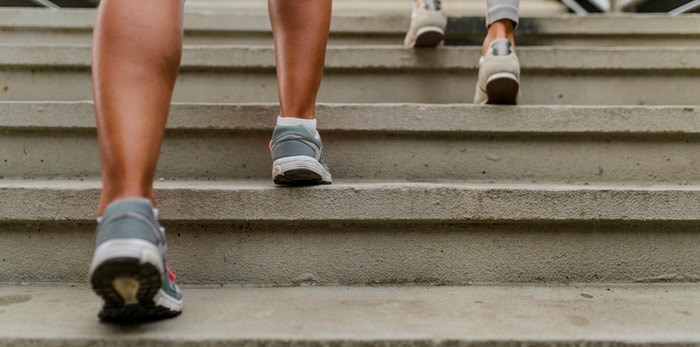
102, 198, 154, 219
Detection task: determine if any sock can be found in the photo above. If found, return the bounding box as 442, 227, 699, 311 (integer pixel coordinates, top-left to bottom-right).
276, 116, 318, 137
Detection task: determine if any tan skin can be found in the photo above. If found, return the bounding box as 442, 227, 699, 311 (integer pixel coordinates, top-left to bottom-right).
483, 19, 515, 56
413, 0, 514, 55
93, 0, 332, 215
269, 0, 332, 119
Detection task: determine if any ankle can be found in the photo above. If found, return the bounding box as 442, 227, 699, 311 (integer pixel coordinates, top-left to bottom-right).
278, 112, 315, 120
483, 19, 515, 55
276, 115, 318, 135
98, 183, 156, 215
279, 104, 316, 120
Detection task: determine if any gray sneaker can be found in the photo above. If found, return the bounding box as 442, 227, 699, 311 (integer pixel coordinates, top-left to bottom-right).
270, 125, 332, 186
89, 198, 183, 322
404, 0, 447, 48
474, 39, 520, 105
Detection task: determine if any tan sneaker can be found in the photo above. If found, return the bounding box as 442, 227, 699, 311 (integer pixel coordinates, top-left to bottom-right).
403, 0, 448, 48
473, 39, 520, 105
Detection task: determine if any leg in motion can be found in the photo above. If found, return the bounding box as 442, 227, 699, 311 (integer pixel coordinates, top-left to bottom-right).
89, 0, 184, 322
268, 0, 333, 185
404, 0, 448, 48
474, 0, 521, 104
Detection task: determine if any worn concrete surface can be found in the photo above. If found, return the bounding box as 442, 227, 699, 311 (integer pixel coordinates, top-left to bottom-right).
0, 284, 698, 346
447, 15, 700, 46
2, 180, 700, 222
1, 180, 699, 283
4, 45, 699, 70
184, 0, 566, 15
3, 102, 699, 133
1, 221, 699, 284
4, 130, 700, 183
2, 46, 698, 104
4, 10, 696, 36
1, 102, 700, 182
4, 68, 700, 105
2, 9, 698, 46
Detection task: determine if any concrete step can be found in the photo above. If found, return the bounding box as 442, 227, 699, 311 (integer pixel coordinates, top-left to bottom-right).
2, 102, 699, 183
1, 179, 698, 284
2, 45, 699, 105
185, 0, 567, 16
3, 9, 698, 46
1, 284, 698, 346
449, 14, 700, 46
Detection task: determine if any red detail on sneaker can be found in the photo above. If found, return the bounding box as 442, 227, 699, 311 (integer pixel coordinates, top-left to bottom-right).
167, 267, 177, 282
268, 140, 273, 151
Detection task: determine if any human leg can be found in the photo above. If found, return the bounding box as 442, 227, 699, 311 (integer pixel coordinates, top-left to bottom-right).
268, 0, 333, 185
474, 0, 520, 104
483, 0, 518, 54
90, 0, 184, 322
93, 0, 183, 213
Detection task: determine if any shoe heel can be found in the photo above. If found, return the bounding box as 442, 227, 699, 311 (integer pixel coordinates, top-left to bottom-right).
90, 239, 164, 274
112, 277, 141, 305
90, 239, 164, 309
272, 156, 332, 186
90, 257, 162, 308
486, 72, 519, 105
414, 26, 444, 47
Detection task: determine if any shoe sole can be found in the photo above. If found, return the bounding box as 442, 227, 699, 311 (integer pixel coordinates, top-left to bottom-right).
89, 240, 181, 323
413, 26, 444, 47
273, 155, 332, 186
485, 72, 519, 105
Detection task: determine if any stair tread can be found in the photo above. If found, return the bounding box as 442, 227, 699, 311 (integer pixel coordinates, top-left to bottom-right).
0, 284, 698, 345
183, 0, 567, 16
2, 179, 700, 222
3, 44, 700, 71
2, 9, 698, 35
2, 101, 699, 133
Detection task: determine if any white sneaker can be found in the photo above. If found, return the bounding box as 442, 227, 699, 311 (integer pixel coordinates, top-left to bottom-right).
403, 0, 447, 48
474, 39, 520, 105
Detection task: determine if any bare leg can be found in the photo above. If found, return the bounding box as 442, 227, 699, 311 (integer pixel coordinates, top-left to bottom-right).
92, 0, 184, 215
474, 0, 520, 104
482, 0, 519, 55
268, 0, 332, 119
483, 19, 515, 55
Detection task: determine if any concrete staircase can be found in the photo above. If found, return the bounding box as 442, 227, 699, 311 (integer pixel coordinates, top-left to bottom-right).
184, 0, 568, 15
0, 4, 699, 346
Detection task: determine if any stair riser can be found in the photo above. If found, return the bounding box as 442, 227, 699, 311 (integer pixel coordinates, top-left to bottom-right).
1, 179, 699, 284
2, 222, 698, 285
4, 11, 699, 47
0, 30, 400, 46
5, 30, 699, 47
2, 69, 699, 105
2, 130, 699, 183
3, 45, 697, 105
3, 102, 698, 182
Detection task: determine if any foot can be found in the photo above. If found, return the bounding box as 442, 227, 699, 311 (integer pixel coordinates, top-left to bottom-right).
404, 0, 447, 48
473, 39, 520, 105
89, 198, 183, 323
270, 125, 332, 186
